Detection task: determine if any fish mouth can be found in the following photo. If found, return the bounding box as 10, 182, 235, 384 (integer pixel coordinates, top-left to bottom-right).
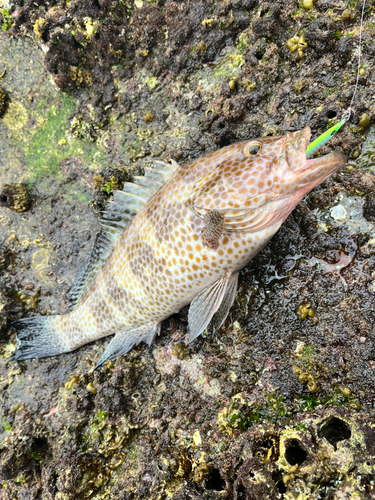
299, 151, 347, 186
286, 126, 346, 186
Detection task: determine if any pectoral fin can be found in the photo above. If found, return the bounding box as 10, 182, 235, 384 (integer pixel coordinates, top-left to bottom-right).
211, 272, 238, 333
188, 272, 232, 343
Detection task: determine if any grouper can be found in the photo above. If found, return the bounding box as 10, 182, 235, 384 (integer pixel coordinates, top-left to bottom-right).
13, 127, 346, 368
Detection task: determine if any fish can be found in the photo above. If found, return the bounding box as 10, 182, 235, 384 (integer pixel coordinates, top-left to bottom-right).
12, 127, 346, 368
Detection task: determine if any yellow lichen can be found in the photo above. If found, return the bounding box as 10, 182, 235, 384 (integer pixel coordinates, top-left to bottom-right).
87, 382, 97, 394
70, 66, 93, 87
297, 302, 315, 320
193, 430, 202, 446
143, 110, 154, 123
83, 17, 99, 38
65, 376, 79, 390
193, 462, 209, 482
287, 34, 308, 58
202, 18, 214, 27
302, 0, 314, 10
241, 78, 256, 92
228, 78, 236, 90
359, 112, 370, 127
3, 101, 28, 131
33, 18, 48, 39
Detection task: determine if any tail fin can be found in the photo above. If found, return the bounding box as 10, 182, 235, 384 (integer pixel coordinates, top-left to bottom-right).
12, 316, 65, 361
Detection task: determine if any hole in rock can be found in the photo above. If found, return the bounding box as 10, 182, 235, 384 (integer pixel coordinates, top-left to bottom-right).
255, 50, 265, 60
237, 484, 246, 498
318, 417, 351, 449
327, 110, 337, 119
284, 439, 307, 466
276, 479, 287, 494
206, 468, 225, 491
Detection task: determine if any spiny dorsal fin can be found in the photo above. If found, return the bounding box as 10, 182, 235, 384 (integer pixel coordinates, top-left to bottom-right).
66, 160, 180, 310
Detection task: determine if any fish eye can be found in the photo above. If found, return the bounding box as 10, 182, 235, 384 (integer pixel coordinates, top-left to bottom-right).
244, 141, 262, 156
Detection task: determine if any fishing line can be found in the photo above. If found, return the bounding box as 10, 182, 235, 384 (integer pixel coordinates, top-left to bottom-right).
305, 0, 367, 158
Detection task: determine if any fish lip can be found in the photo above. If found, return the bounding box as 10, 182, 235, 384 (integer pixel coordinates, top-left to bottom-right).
301, 151, 347, 180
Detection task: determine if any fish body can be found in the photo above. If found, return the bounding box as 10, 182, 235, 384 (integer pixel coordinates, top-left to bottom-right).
13, 128, 346, 367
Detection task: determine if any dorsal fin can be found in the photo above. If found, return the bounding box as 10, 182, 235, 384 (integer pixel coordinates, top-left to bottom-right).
66, 160, 180, 310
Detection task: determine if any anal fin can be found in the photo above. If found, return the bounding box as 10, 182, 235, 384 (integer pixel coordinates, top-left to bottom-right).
95, 323, 161, 369
188, 272, 232, 343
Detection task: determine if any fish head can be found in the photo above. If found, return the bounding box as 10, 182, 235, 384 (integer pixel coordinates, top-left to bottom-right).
190, 127, 346, 232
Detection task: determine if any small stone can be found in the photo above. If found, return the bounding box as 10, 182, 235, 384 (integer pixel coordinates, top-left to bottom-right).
330, 204, 347, 221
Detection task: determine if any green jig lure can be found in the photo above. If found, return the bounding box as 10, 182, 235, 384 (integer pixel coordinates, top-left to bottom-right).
305, 110, 350, 159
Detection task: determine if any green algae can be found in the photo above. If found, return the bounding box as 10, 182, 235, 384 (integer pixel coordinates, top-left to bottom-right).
24, 95, 108, 186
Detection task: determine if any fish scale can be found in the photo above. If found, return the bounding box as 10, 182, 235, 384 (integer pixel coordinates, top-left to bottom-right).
13, 128, 346, 368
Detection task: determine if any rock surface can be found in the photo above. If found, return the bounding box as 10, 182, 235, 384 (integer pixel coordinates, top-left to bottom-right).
0, 0, 375, 498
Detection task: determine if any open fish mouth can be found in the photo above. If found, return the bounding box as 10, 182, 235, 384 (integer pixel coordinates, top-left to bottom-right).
298, 151, 347, 187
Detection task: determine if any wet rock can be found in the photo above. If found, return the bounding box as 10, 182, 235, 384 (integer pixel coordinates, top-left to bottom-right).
0, 87, 7, 117
305, 17, 336, 52
0, 245, 11, 271
251, 4, 281, 41
0, 184, 31, 213
1, 1, 375, 499
363, 194, 375, 222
